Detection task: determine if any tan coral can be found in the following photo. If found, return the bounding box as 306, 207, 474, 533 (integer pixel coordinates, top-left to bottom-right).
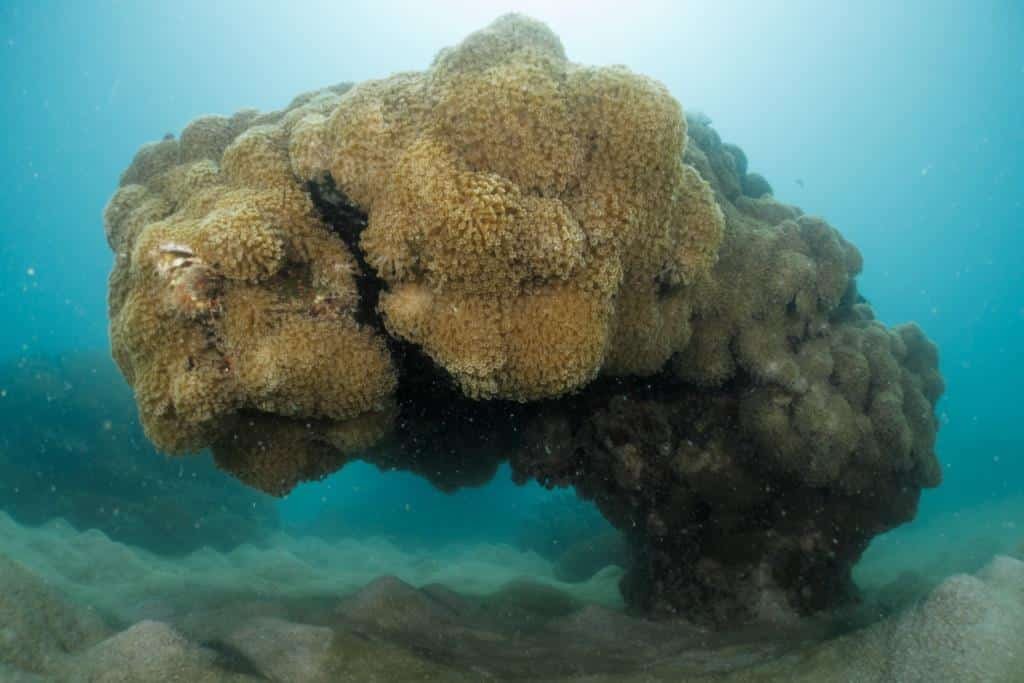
291, 13, 724, 399
178, 115, 234, 163
104, 14, 941, 510
211, 415, 350, 496
236, 317, 395, 421
105, 85, 398, 495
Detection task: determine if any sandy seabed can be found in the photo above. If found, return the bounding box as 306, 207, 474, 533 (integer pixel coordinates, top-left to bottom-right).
1, 498, 1022, 682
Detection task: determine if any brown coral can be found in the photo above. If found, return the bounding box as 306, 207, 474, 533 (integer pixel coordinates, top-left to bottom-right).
105, 14, 944, 626
511, 113, 944, 624
105, 84, 395, 487
106, 13, 725, 485
291, 13, 723, 399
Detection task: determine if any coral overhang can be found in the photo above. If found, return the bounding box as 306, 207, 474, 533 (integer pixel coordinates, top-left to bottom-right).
104, 14, 943, 625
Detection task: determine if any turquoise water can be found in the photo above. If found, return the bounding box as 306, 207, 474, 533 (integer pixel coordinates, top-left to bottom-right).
0, 3, 1022, 679
3, 0, 1019, 528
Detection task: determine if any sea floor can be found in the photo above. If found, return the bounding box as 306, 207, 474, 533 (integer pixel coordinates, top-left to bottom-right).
1, 498, 1022, 682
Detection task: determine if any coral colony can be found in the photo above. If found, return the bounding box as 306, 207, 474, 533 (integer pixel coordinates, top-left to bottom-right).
106, 15, 942, 625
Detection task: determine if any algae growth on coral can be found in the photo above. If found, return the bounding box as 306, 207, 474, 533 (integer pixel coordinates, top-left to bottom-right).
104, 14, 943, 627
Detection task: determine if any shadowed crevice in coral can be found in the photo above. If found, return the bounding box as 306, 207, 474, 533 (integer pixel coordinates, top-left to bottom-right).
306, 171, 524, 492
306, 171, 537, 493
305, 174, 379, 329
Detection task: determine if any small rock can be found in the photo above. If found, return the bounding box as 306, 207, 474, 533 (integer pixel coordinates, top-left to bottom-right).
63, 620, 231, 682
0, 554, 108, 673
223, 617, 333, 683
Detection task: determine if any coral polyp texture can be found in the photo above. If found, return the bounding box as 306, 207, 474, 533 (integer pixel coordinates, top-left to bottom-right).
292, 15, 723, 398
105, 14, 943, 625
